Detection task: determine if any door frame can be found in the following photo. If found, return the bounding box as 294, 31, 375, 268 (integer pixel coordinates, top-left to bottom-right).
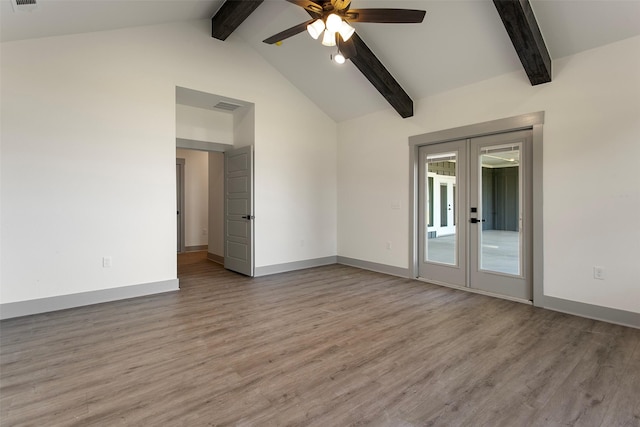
408, 112, 545, 306
176, 158, 186, 254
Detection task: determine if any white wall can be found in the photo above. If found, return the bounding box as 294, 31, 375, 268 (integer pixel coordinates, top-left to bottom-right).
233, 105, 255, 148
0, 20, 338, 304
208, 152, 224, 257
176, 149, 208, 247
176, 104, 233, 144
338, 35, 640, 314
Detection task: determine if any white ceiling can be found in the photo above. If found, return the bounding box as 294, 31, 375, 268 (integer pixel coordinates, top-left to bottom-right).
2, 0, 639, 121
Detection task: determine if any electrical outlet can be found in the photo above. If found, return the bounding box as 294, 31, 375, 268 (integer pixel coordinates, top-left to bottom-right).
103, 256, 112, 268
593, 266, 605, 280
386, 241, 392, 250
202, 228, 207, 236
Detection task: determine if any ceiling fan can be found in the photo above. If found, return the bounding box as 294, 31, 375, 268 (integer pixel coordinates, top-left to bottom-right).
263, 0, 426, 64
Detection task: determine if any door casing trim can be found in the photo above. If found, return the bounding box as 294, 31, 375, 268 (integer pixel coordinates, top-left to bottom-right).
177, 158, 186, 254
408, 112, 545, 306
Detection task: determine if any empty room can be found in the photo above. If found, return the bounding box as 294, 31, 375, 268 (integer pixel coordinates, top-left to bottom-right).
1, 0, 639, 425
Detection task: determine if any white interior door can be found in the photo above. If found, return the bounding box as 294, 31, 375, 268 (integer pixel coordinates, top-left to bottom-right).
224, 146, 254, 276
418, 130, 532, 300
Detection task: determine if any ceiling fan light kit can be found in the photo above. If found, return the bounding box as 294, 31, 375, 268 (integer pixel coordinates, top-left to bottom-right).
332, 52, 346, 64
325, 13, 342, 32
338, 20, 355, 41
321, 29, 336, 46
307, 14, 354, 48
307, 19, 325, 39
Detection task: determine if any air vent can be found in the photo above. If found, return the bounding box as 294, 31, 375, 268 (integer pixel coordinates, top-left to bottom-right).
213, 102, 241, 112
11, 0, 37, 12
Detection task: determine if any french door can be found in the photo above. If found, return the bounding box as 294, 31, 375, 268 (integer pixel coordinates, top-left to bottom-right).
418, 130, 532, 300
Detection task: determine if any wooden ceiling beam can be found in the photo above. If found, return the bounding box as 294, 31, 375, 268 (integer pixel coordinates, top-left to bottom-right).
212, 0, 264, 41
348, 33, 414, 118
493, 0, 552, 85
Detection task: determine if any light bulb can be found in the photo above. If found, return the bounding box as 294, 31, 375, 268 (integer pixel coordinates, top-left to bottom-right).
307, 19, 325, 40
334, 52, 346, 64
321, 30, 336, 47
338, 21, 355, 41
326, 13, 342, 33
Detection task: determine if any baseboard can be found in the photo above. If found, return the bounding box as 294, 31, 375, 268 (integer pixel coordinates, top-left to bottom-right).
0, 279, 179, 320
542, 296, 639, 329
254, 256, 338, 277
337, 256, 410, 278
207, 253, 224, 265
336, 257, 638, 329
185, 245, 208, 252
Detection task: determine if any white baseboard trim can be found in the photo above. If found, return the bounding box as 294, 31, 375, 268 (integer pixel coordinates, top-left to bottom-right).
337, 256, 410, 278
542, 296, 639, 329
254, 256, 338, 277
0, 279, 179, 320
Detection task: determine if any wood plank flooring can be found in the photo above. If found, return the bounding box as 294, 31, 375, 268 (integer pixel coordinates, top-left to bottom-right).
1, 251, 639, 426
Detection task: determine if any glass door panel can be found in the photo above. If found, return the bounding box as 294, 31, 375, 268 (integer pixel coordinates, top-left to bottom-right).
479, 144, 522, 276
469, 131, 532, 300
418, 140, 466, 287
428, 154, 456, 265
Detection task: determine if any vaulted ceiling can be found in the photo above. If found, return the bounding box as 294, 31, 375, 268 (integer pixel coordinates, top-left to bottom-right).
2, 0, 639, 121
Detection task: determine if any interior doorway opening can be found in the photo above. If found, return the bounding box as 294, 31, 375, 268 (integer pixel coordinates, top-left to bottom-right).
176, 149, 219, 255
175, 86, 256, 276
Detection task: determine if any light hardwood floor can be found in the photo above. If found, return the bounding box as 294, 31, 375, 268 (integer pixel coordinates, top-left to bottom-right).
1, 252, 639, 426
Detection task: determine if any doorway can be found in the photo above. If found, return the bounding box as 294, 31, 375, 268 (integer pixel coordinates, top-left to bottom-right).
175, 86, 256, 275
418, 130, 532, 300
410, 113, 544, 304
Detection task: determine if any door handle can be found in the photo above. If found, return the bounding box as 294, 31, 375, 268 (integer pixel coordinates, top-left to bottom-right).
241, 215, 255, 220
469, 218, 485, 223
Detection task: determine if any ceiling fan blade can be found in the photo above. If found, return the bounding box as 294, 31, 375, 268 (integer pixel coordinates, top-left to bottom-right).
339, 34, 357, 59
263, 19, 316, 44
285, 0, 323, 14
345, 9, 426, 24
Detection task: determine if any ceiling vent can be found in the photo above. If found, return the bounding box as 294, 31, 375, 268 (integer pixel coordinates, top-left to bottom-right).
213, 101, 241, 112
11, 0, 38, 12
